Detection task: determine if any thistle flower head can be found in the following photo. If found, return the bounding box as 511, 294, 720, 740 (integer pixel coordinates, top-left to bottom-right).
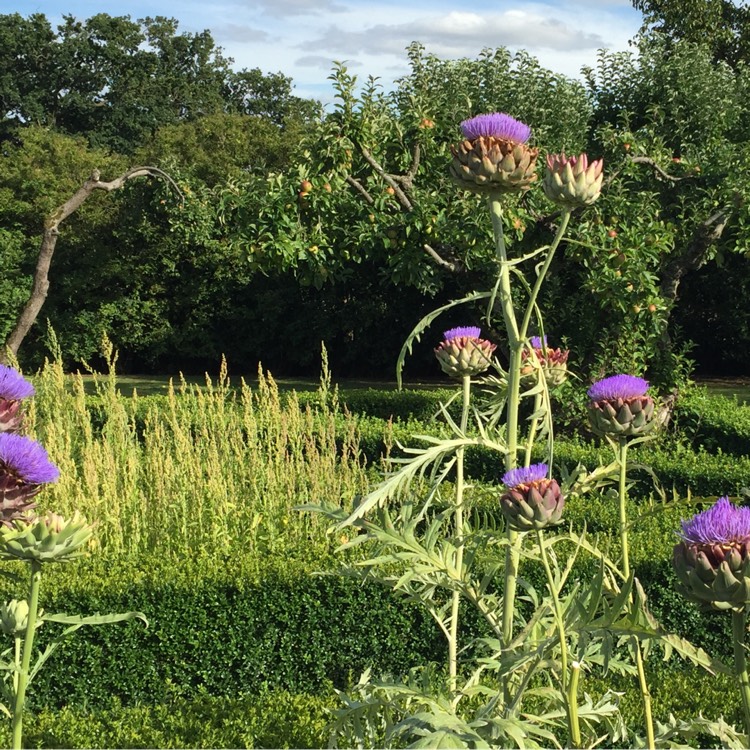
679, 497, 750, 546
460, 113, 531, 144
502, 462, 548, 489
0, 366, 34, 401
587, 374, 649, 403
543, 152, 604, 208
444, 326, 481, 341
0, 434, 59, 485
530, 335, 547, 350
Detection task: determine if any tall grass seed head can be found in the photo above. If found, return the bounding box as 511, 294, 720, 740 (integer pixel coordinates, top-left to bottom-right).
500, 462, 564, 531
0, 433, 59, 527
435, 326, 496, 379
587, 374, 655, 438
450, 112, 538, 195
543, 152, 603, 208
0, 365, 35, 433
673, 497, 750, 610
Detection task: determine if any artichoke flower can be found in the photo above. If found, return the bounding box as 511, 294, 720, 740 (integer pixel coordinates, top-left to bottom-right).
673, 497, 750, 611
0, 365, 35, 434
521, 335, 569, 387
450, 113, 538, 195
587, 374, 655, 438
435, 326, 496, 380
500, 462, 564, 531
542, 152, 603, 208
0, 433, 59, 527
0, 511, 92, 564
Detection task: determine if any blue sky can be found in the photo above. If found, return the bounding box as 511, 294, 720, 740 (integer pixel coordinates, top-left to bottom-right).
12, 0, 643, 103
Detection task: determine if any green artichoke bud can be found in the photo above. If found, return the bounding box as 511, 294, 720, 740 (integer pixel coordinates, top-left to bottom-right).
673, 497, 750, 611
521, 336, 569, 388
542, 152, 603, 208
500, 463, 564, 531
435, 326, 496, 380
587, 374, 656, 438
450, 113, 538, 195
0, 511, 93, 564
0, 599, 42, 636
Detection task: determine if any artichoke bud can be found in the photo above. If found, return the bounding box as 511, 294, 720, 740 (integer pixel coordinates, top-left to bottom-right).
521, 344, 569, 388
435, 327, 496, 379
500, 465, 564, 531
588, 395, 656, 438
542, 153, 603, 208
0, 599, 42, 636
0, 511, 93, 564
673, 539, 750, 611
450, 137, 538, 195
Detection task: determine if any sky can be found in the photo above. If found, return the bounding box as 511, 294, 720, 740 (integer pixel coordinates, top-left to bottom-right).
13, 0, 644, 104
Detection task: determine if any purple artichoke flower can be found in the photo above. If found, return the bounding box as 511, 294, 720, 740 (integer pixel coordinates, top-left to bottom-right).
674, 497, 750, 611
530, 336, 548, 350
444, 326, 482, 341
0, 433, 59, 528
0, 365, 35, 434
500, 462, 564, 531
450, 112, 538, 195
435, 326, 496, 380
460, 113, 531, 144
587, 374, 655, 438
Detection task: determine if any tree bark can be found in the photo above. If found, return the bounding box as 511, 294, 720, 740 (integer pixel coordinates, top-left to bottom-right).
2, 167, 180, 363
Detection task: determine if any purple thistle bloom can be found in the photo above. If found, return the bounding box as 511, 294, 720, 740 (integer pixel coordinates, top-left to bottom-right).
679, 497, 750, 545
502, 462, 548, 489
0, 434, 59, 485
460, 113, 531, 144
0, 366, 34, 401
530, 335, 548, 349
443, 326, 481, 341
587, 374, 649, 402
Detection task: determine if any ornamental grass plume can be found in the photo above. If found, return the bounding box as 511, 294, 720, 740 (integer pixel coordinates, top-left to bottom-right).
673, 497, 750, 610
521, 335, 569, 387
587, 374, 655, 438
0, 434, 59, 528
500, 462, 564, 531
450, 112, 539, 195
434, 326, 496, 379
542, 152, 603, 208
0, 366, 35, 434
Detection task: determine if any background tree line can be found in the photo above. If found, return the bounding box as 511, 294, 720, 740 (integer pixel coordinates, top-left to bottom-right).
2, 4, 749, 385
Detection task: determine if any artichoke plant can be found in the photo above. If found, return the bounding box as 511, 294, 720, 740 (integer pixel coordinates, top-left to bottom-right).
435, 326, 496, 379
0, 434, 59, 528
0, 366, 35, 434
673, 497, 750, 611
543, 152, 603, 208
499, 462, 564, 531
0, 512, 93, 564
587, 374, 656, 438
521, 336, 569, 387
450, 112, 539, 195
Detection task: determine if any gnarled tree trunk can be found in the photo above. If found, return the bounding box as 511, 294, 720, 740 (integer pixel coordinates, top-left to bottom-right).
1, 166, 179, 363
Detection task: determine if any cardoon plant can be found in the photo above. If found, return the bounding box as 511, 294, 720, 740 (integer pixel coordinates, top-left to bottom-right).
0, 369, 146, 750
0, 366, 34, 434
674, 497, 750, 742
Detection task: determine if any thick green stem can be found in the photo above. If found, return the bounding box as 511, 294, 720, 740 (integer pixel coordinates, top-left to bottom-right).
448, 375, 471, 693
568, 662, 582, 747
537, 529, 579, 746
732, 609, 750, 745
524, 392, 542, 467
518, 210, 571, 343
616, 438, 655, 748
617, 439, 630, 580
13, 562, 42, 750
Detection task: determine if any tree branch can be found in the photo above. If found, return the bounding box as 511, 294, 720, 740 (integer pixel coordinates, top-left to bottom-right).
360, 146, 413, 211
2, 167, 181, 362
422, 243, 462, 273
345, 175, 375, 204
630, 155, 691, 183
